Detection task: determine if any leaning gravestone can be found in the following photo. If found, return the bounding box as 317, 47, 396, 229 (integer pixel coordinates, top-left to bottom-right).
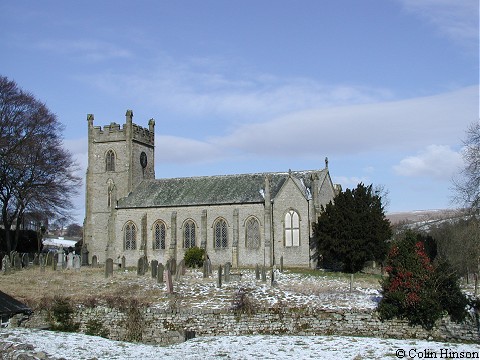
151, 260, 158, 278
165, 269, 173, 294
157, 263, 164, 283
137, 257, 145, 276
105, 258, 114, 278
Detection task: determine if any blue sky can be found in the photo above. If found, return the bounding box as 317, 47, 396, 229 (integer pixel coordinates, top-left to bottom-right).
1, 0, 478, 224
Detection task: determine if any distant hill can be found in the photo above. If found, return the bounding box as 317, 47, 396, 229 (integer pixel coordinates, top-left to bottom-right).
386, 209, 468, 231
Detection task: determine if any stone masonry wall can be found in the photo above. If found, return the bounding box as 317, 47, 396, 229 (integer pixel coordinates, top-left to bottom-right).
20, 306, 479, 346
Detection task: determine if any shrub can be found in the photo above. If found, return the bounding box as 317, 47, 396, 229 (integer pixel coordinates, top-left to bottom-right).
85, 318, 109, 338
378, 231, 468, 330
184, 246, 205, 268
48, 295, 80, 332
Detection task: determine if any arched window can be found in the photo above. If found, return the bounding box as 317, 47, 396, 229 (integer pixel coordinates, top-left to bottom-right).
124, 222, 137, 250
153, 221, 166, 250
214, 218, 228, 248
184, 220, 196, 248
245, 217, 260, 249
106, 150, 115, 172
285, 210, 300, 247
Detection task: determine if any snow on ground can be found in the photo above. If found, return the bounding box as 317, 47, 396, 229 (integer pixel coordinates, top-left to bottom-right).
2, 328, 479, 360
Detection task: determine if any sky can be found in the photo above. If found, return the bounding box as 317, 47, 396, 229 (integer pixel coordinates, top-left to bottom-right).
0, 0, 478, 224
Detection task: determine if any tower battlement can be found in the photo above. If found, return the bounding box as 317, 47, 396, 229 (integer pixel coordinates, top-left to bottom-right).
87, 110, 155, 146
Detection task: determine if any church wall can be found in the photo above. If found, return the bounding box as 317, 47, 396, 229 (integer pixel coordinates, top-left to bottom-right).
113, 203, 268, 268
272, 178, 311, 267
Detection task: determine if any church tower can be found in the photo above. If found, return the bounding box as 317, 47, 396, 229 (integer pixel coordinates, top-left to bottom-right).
83, 110, 155, 264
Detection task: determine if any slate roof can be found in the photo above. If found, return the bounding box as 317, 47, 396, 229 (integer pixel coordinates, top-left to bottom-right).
117, 169, 329, 209
0, 290, 32, 316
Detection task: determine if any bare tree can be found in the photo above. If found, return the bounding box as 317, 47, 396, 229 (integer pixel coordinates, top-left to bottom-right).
452, 121, 480, 212
0, 75, 81, 252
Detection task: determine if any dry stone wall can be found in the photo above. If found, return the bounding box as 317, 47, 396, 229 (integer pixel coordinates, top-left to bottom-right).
20, 306, 479, 346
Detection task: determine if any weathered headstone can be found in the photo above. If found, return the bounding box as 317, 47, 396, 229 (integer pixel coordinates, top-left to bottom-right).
67, 252, 74, 269
202, 260, 209, 278
169, 258, 176, 274
261, 266, 266, 282
157, 263, 164, 283
280, 256, 284, 273
91, 255, 98, 267
121, 255, 126, 270
271, 268, 276, 287
33, 253, 39, 266
105, 258, 113, 278
255, 264, 260, 280
57, 246, 65, 270
14, 253, 22, 270
217, 265, 223, 288
73, 255, 81, 272
39, 254, 45, 273
52, 254, 57, 271
46, 252, 53, 266
224, 262, 231, 282
165, 269, 173, 294
81, 244, 89, 266
137, 257, 145, 275
151, 260, 158, 278
2, 256, 10, 274
175, 259, 185, 281
22, 253, 29, 269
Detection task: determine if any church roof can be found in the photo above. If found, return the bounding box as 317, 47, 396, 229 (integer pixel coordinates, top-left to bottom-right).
117, 169, 329, 208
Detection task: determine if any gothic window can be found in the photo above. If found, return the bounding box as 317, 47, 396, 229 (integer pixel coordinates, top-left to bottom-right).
106, 150, 115, 172
184, 220, 196, 248
285, 210, 300, 247
245, 217, 260, 249
124, 222, 137, 250
153, 221, 166, 250
214, 218, 228, 248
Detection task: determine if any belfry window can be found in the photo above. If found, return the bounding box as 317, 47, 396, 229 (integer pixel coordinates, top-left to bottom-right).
184, 220, 196, 248
245, 217, 260, 249
285, 210, 300, 247
106, 150, 115, 172
153, 221, 166, 250
124, 222, 137, 250
214, 219, 228, 248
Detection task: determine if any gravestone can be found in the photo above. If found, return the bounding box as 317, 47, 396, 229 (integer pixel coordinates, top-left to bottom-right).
165, 269, 173, 294
91, 255, 98, 267
81, 244, 89, 266
2, 256, 10, 274
22, 253, 29, 269
39, 254, 45, 273
121, 255, 126, 270
261, 266, 266, 282
137, 257, 145, 276
67, 253, 74, 269
255, 264, 260, 280
202, 260, 209, 278
151, 260, 158, 278
14, 253, 22, 270
224, 262, 231, 282
52, 254, 57, 271
271, 268, 276, 287
73, 255, 81, 272
46, 252, 53, 266
57, 246, 65, 270
217, 265, 223, 288
157, 263, 164, 283
175, 259, 185, 281
280, 256, 284, 273
165, 259, 171, 274
33, 253, 39, 266
105, 258, 113, 278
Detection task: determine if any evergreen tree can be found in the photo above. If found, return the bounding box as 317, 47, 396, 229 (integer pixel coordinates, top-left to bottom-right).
311, 183, 391, 273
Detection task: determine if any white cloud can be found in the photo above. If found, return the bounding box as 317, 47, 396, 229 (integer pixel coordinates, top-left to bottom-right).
393, 145, 462, 180
398, 0, 478, 49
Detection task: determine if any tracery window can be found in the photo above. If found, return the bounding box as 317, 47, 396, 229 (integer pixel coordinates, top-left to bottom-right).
245, 217, 260, 249
285, 210, 300, 247
184, 220, 196, 248
124, 222, 137, 250
153, 221, 166, 250
106, 150, 115, 172
214, 218, 228, 248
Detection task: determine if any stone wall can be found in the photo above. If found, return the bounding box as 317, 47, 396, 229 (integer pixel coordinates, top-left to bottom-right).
19, 305, 479, 346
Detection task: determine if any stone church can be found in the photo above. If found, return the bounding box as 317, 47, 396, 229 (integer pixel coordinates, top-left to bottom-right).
83, 110, 339, 268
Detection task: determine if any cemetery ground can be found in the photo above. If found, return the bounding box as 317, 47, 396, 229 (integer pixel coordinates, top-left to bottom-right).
1, 265, 479, 359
